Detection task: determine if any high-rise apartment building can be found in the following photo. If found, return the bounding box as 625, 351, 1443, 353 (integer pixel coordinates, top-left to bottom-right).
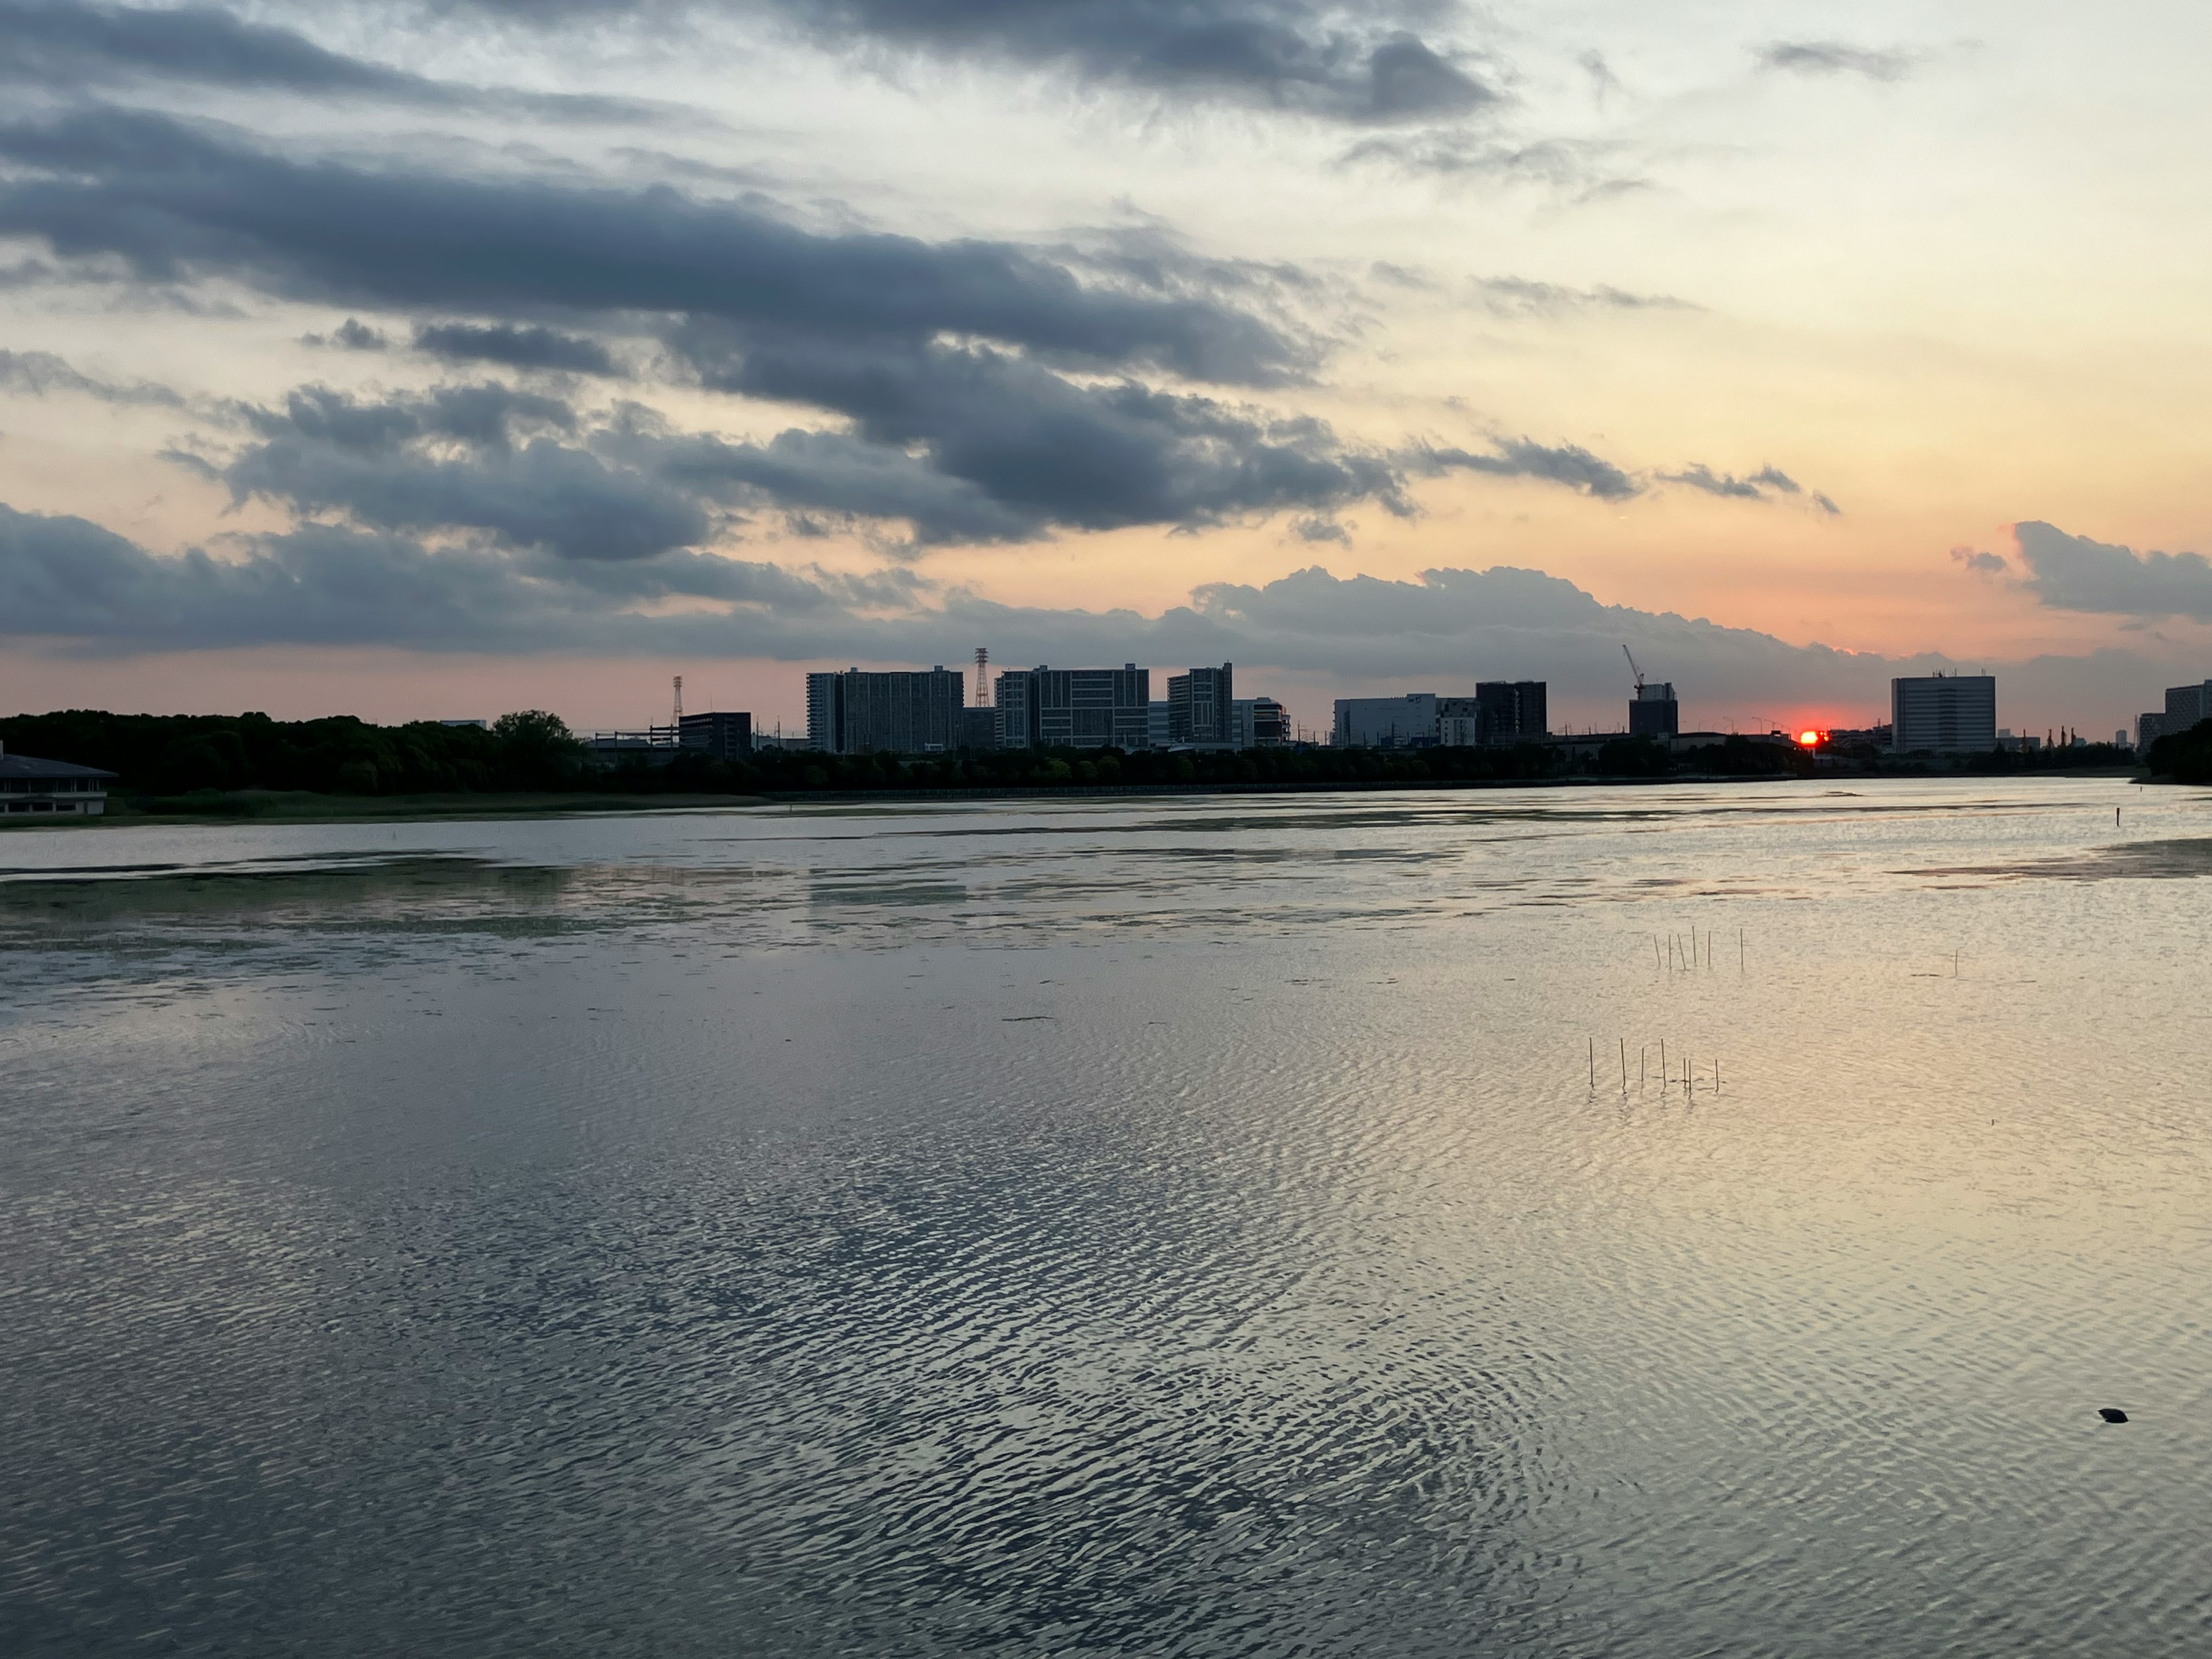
1168, 664, 1234, 745
1229, 698, 1289, 749
958, 707, 999, 751
1438, 681, 1549, 745
994, 665, 1151, 749
1891, 673, 1996, 753
1628, 683, 1680, 738
805, 667, 966, 754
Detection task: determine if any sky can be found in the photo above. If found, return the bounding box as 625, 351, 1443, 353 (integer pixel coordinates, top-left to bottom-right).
4, 0, 2212, 739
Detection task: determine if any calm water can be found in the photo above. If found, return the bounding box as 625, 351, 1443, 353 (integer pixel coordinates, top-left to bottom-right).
3, 779, 2210, 1656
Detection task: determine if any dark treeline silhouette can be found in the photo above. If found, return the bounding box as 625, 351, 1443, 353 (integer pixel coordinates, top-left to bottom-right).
3, 707, 1593, 800
0, 709, 586, 797
21, 707, 2165, 806
2146, 718, 2212, 783
1960, 741, 2137, 773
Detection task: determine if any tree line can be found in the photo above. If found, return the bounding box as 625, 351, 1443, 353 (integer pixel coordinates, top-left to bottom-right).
2145, 718, 2212, 783
0, 709, 587, 797
33, 706, 2178, 804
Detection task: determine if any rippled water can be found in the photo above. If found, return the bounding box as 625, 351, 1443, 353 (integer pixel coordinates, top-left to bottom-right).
4, 779, 2210, 1656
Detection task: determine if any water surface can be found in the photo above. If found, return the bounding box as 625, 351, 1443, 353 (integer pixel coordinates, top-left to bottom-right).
3, 779, 2209, 1655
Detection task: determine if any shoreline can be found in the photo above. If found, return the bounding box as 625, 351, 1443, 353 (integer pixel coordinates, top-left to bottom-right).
1, 766, 2161, 830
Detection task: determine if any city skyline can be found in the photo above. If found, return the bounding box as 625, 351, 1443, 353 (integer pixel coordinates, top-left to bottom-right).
6, 3, 2212, 737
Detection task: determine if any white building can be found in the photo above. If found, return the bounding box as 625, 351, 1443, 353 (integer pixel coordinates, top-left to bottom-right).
0, 745, 115, 817
1228, 698, 1288, 748
1334, 694, 1438, 748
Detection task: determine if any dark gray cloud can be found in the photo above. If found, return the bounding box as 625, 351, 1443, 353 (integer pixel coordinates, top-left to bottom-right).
0, 0, 673, 120
0, 108, 1662, 555
1408, 437, 1639, 501
221, 384, 707, 563
0, 107, 1304, 386
1661, 463, 1838, 512
1760, 41, 1915, 82
2011, 520, 2212, 621
444, 0, 1495, 125
325, 317, 391, 351
414, 321, 619, 375
1951, 545, 2007, 575
0, 345, 183, 407
668, 331, 1407, 536
0, 499, 2164, 734
1290, 514, 1349, 543
214, 371, 1414, 552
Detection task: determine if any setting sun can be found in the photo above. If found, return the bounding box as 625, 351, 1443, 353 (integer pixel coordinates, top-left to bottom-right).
1798, 730, 1820, 747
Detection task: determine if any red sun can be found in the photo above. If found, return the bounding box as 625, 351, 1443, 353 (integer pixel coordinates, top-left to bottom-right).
1798, 730, 1820, 747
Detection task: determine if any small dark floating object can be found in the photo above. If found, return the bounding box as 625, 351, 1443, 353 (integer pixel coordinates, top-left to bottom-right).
2099, 1408, 2129, 1423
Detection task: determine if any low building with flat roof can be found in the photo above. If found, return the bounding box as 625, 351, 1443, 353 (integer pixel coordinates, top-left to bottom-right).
677, 710, 752, 759
1, 745, 116, 817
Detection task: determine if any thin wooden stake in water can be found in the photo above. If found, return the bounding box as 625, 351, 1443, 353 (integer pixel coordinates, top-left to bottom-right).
1589, 1038, 1596, 1088
1620, 1037, 1627, 1091
1660, 1037, 1667, 1080
1641, 1046, 1646, 1086
1739, 927, 1745, 975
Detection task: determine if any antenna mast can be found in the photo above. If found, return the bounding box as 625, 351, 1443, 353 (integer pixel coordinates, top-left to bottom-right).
974, 646, 988, 707
672, 675, 683, 725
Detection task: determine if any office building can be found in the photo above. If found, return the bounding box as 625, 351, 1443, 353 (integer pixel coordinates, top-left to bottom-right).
1891, 673, 1997, 753
1334, 693, 1438, 748
806, 666, 966, 754
1438, 681, 1549, 746
1147, 702, 1172, 749
0, 745, 115, 816
2137, 679, 2212, 753
1629, 682, 1680, 738
2167, 680, 2212, 725
2146, 680, 2212, 754
1168, 664, 1233, 746
677, 710, 751, 759
1483, 680, 1548, 744
1229, 697, 1289, 749
995, 665, 1150, 749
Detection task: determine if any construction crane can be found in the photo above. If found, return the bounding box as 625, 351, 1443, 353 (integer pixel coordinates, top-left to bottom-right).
1622, 645, 1645, 691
